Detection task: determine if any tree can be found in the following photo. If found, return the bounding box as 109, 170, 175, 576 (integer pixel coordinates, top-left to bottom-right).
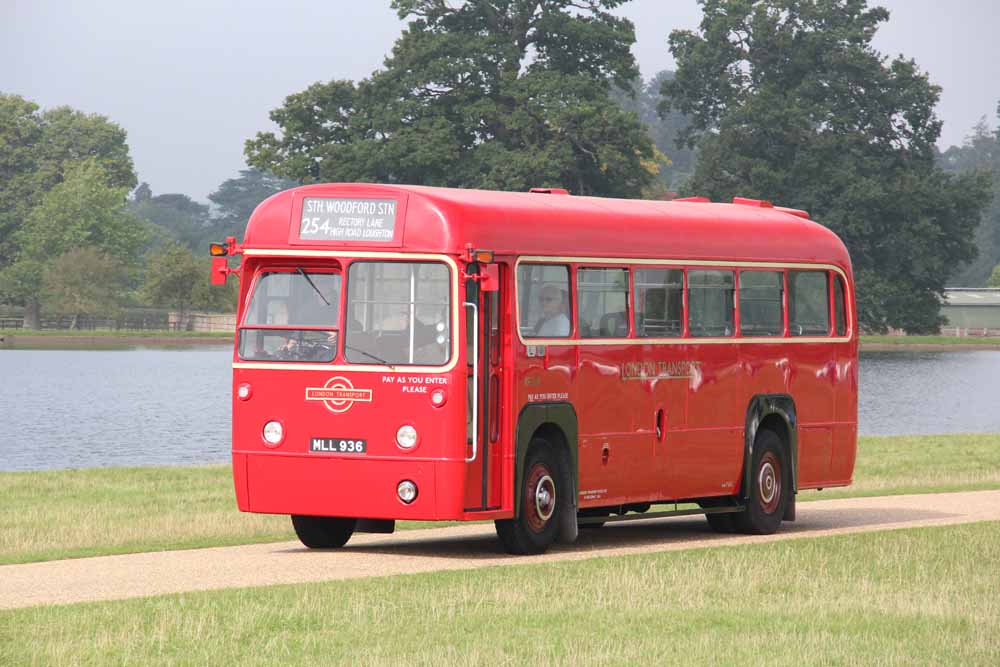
141, 242, 236, 324
612, 70, 696, 192
989, 264, 1000, 288
41, 248, 129, 329
246, 0, 656, 198
660, 0, 991, 332
129, 189, 212, 252
0, 160, 147, 328
939, 116, 1000, 286
208, 168, 298, 240
0, 94, 136, 269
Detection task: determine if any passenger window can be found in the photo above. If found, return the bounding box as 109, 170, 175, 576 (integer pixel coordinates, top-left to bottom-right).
517, 264, 570, 338
834, 274, 847, 336
789, 271, 830, 336
739, 271, 783, 336
688, 270, 735, 337
578, 268, 629, 338
634, 269, 683, 337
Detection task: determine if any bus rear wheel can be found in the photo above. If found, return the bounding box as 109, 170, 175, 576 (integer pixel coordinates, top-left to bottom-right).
495, 440, 567, 555
291, 515, 357, 549
734, 429, 788, 535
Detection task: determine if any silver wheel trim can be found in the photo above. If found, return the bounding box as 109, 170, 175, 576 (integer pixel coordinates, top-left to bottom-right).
534, 474, 555, 521
759, 461, 777, 504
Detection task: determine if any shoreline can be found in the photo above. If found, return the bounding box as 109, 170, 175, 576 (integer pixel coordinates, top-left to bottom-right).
0, 333, 232, 347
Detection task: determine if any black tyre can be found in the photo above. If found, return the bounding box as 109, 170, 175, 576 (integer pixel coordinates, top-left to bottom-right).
705, 512, 737, 533
733, 429, 788, 535
495, 439, 568, 555
291, 515, 357, 549
698, 498, 737, 533
577, 508, 609, 530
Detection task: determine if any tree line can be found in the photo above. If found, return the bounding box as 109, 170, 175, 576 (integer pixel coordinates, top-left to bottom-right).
0, 93, 296, 329
3, 0, 999, 332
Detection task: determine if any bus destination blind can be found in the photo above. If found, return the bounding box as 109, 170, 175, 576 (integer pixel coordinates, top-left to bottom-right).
299, 197, 398, 242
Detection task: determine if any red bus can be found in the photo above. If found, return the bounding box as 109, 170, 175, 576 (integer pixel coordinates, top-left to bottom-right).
212, 184, 857, 555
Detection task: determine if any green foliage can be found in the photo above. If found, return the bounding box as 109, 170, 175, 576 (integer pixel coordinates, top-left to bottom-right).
660, 0, 992, 332
989, 264, 1000, 287
41, 247, 129, 325
612, 70, 696, 192
141, 241, 235, 313
129, 189, 212, 251
246, 0, 655, 197
208, 168, 298, 240
939, 116, 1000, 286
0, 160, 147, 308
0, 94, 136, 269
15, 160, 146, 263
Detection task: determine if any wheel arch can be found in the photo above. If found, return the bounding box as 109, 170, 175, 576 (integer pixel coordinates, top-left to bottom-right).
513, 402, 578, 520
744, 394, 798, 518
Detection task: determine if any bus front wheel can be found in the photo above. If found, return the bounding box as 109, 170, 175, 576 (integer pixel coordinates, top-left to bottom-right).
495, 440, 567, 555
734, 429, 788, 535
291, 515, 357, 549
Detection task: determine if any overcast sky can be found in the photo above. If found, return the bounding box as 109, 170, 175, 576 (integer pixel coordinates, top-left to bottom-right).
3, 0, 998, 199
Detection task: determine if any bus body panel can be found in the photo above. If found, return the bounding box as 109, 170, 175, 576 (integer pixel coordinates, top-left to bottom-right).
228, 182, 859, 534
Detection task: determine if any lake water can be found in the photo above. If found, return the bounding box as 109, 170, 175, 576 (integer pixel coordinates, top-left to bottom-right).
2, 346, 999, 471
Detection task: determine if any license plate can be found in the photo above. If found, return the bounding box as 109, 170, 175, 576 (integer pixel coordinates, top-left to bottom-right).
310, 438, 367, 454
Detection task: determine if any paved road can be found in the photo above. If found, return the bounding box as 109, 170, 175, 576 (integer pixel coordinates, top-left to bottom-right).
3, 489, 998, 610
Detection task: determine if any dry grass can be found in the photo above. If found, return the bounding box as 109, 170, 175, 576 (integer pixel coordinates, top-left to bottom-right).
3, 433, 999, 565
2, 521, 999, 665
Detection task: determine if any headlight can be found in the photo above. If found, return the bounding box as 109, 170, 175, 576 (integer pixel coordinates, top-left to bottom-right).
430, 389, 447, 407
397, 480, 418, 503
262, 420, 284, 446
396, 425, 418, 449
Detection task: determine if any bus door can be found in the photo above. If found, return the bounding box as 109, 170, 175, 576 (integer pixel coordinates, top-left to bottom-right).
463, 262, 503, 511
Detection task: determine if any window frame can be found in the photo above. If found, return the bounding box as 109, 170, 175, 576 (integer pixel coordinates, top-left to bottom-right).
343, 259, 454, 367
737, 269, 785, 338
516, 262, 574, 339
576, 264, 631, 339
686, 267, 737, 338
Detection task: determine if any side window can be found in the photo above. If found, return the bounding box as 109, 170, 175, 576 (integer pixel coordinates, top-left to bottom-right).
739, 271, 783, 336
834, 273, 848, 336
789, 271, 830, 336
517, 264, 570, 338
688, 270, 735, 337
578, 268, 629, 338
634, 269, 683, 337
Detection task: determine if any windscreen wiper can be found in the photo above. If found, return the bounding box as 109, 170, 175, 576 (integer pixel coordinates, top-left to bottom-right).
345, 344, 394, 369
297, 267, 330, 306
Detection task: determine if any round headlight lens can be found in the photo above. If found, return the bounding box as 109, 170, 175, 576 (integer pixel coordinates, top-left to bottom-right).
396, 425, 418, 449
262, 420, 284, 445
237, 383, 252, 400
397, 480, 418, 503
430, 389, 447, 407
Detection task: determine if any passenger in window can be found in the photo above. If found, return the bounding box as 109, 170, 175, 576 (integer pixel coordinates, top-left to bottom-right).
535, 284, 570, 336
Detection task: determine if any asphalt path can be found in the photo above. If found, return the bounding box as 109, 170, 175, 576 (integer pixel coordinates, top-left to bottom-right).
3, 489, 998, 610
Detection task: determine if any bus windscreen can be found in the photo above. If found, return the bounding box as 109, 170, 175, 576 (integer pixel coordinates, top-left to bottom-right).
344, 261, 450, 366
238, 270, 340, 362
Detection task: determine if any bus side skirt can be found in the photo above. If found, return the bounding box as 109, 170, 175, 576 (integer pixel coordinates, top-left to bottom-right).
577, 504, 746, 525
514, 402, 579, 543
744, 394, 798, 521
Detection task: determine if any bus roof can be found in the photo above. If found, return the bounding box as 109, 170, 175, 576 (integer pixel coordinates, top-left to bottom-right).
243, 183, 852, 271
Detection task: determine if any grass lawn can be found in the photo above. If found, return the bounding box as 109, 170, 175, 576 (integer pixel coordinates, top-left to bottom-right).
2, 433, 999, 565
2, 521, 998, 665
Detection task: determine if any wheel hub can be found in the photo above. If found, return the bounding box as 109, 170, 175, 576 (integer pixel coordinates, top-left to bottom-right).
524, 463, 557, 532
757, 453, 781, 514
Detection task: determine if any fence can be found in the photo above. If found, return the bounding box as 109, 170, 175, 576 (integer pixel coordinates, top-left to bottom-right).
0, 308, 236, 333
